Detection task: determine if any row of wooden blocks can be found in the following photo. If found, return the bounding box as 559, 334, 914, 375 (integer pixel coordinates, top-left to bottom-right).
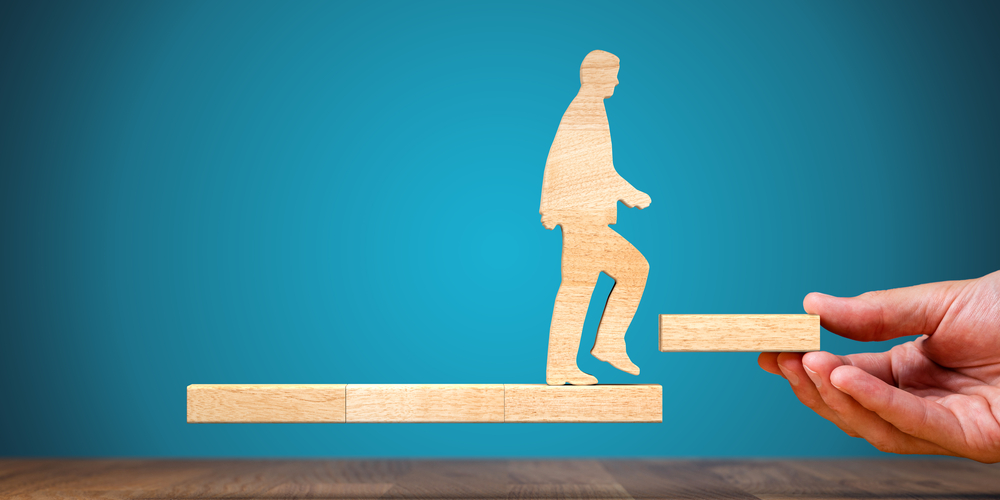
188, 384, 662, 423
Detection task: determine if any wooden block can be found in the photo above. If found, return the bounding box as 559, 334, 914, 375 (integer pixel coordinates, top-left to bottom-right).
188, 384, 663, 423
503, 384, 662, 423
346, 384, 504, 423
659, 314, 820, 352
187, 384, 346, 423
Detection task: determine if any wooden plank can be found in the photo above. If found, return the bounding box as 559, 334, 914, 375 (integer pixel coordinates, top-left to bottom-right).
384, 460, 511, 498
7, 459, 1000, 499
345, 384, 504, 423
187, 384, 664, 423
187, 384, 346, 423
504, 384, 662, 423
604, 460, 758, 500
6, 459, 1000, 499
705, 459, 1000, 499
659, 314, 820, 352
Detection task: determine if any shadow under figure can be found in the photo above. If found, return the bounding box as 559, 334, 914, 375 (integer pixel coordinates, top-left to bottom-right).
540, 50, 651, 386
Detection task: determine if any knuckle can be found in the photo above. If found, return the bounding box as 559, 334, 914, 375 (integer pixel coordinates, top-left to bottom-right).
871, 440, 898, 454
824, 397, 849, 414
799, 393, 821, 407
792, 389, 825, 411
866, 433, 898, 454
833, 422, 861, 438
798, 395, 824, 412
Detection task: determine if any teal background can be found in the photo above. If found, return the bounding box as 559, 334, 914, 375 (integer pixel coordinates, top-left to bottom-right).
2, 0, 998, 457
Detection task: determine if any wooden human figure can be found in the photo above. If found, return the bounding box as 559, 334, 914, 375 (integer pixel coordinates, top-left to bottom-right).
540, 50, 651, 386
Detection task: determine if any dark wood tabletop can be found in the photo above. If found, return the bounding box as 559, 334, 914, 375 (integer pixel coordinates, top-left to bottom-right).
2, 458, 999, 499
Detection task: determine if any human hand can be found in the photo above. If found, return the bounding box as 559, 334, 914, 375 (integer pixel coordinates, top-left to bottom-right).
759, 271, 1000, 462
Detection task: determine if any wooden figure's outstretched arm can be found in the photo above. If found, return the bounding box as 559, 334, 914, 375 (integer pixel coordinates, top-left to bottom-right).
616, 175, 651, 210
540, 212, 558, 230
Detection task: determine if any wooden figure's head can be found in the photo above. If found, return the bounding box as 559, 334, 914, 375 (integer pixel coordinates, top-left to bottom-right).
579, 50, 620, 98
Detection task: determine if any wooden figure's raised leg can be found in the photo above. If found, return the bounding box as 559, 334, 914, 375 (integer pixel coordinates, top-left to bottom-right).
590, 228, 647, 375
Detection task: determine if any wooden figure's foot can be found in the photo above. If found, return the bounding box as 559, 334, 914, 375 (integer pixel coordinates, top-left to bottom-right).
546, 367, 598, 386
591, 340, 640, 376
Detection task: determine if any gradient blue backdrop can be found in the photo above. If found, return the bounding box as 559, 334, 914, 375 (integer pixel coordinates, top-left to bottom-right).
2, 0, 998, 457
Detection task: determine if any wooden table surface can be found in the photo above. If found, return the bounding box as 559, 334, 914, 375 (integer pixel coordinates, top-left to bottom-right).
2, 458, 1000, 499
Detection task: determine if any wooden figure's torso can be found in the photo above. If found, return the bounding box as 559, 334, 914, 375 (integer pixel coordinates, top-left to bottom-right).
540, 95, 631, 227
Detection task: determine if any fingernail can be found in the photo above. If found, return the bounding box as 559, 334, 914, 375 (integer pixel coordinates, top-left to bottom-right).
803, 365, 822, 388
829, 371, 845, 391
778, 365, 799, 386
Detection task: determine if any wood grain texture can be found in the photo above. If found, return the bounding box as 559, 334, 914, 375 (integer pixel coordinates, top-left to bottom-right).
659, 314, 820, 352
187, 384, 346, 423
504, 384, 662, 423
346, 384, 505, 423
541, 50, 651, 386
4, 459, 999, 499
603, 461, 757, 499
187, 384, 664, 423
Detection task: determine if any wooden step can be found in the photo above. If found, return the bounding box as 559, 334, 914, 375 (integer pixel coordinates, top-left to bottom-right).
187, 384, 662, 423
659, 314, 820, 352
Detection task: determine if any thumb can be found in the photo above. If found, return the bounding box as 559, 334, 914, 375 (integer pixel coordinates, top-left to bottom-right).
803, 280, 970, 342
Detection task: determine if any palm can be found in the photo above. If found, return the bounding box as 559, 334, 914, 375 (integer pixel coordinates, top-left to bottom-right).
759, 271, 1000, 462
909, 272, 1000, 383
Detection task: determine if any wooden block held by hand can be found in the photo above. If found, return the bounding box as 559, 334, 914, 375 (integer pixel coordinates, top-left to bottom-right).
187, 384, 346, 423
659, 314, 820, 352
346, 384, 504, 423
504, 384, 662, 423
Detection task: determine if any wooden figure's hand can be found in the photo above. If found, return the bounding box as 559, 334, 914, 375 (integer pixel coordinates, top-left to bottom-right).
541, 213, 558, 230
759, 271, 1000, 463
620, 189, 651, 210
